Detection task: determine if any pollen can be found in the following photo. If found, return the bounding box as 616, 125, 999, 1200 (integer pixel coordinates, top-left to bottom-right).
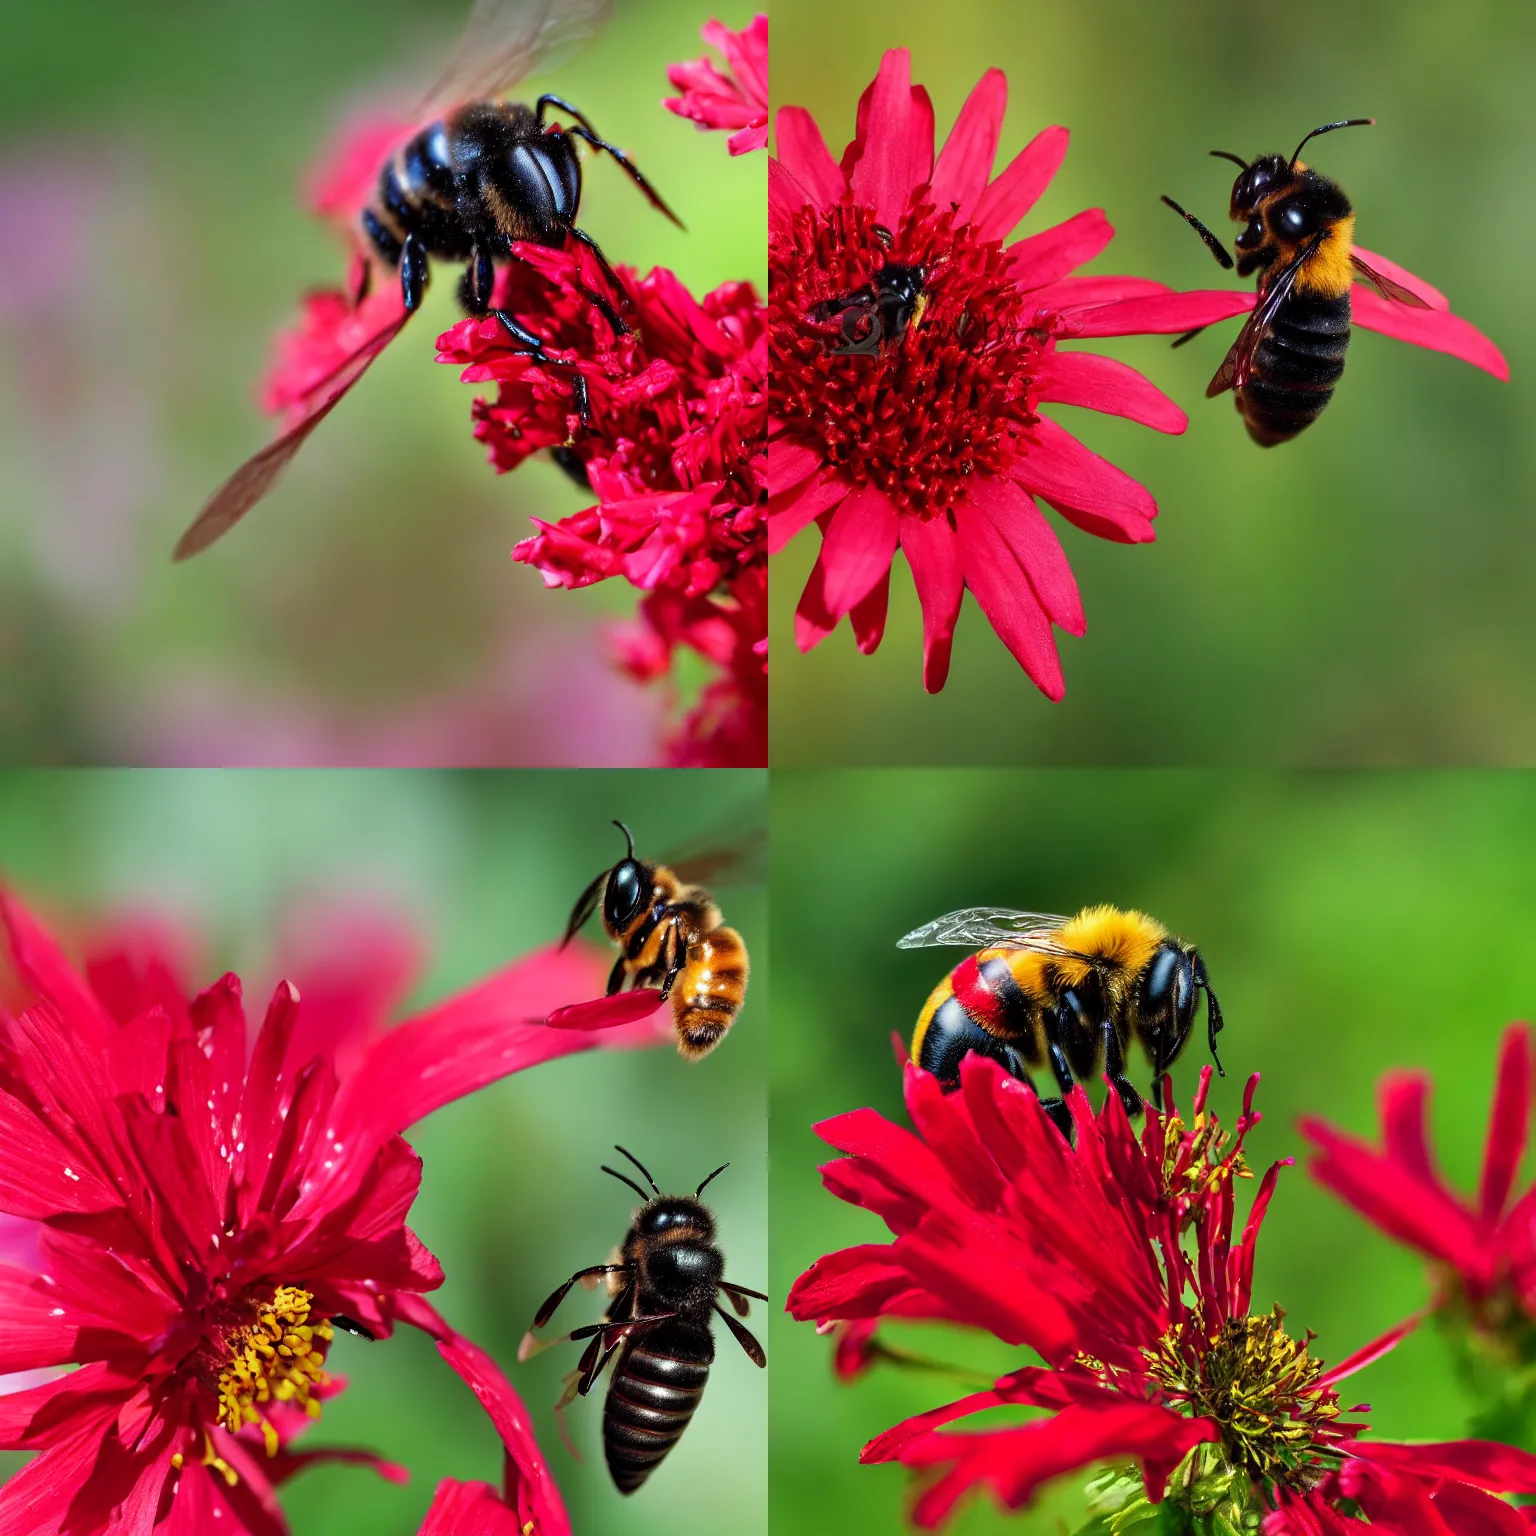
215, 1285, 333, 1456
1144, 1306, 1339, 1486
769, 200, 1045, 519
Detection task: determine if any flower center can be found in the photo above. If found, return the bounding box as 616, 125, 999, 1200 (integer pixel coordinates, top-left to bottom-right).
1144, 1306, 1339, 1486
769, 200, 1045, 518
214, 1285, 333, 1456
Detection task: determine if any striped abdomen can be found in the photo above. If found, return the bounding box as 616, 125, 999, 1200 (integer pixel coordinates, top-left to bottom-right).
1238, 291, 1351, 445
674, 926, 748, 1060
913, 950, 1048, 1086
604, 1318, 714, 1493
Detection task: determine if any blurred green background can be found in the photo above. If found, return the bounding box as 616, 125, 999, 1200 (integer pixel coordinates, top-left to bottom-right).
0, 0, 764, 765
771, 770, 1536, 1532
769, 0, 1533, 765
0, 766, 766, 1535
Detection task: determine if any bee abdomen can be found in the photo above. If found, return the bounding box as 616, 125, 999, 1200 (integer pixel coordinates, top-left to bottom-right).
675, 926, 748, 1060
1240, 292, 1352, 445
604, 1330, 713, 1493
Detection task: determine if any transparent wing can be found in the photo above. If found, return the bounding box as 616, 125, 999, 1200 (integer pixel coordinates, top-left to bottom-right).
669, 825, 766, 890
173, 308, 413, 561
1350, 253, 1432, 310
419, 0, 613, 117
896, 907, 1090, 960
1206, 237, 1317, 398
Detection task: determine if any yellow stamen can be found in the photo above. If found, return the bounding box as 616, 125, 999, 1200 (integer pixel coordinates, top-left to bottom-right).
215, 1285, 333, 1457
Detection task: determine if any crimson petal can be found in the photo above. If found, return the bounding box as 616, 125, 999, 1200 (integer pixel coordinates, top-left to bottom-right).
899, 514, 963, 694
930, 69, 1007, 224
1036, 350, 1188, 435
545, 991, 667, 1031
1351, 287, 1509, 379
969, 126, 1070, 244
774, 106, 846, 210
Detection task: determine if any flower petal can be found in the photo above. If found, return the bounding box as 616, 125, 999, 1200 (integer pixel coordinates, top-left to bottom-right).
1036, 350, 1188, 435
1009, 209, 1114, 290
1014, 418, 1158, 545
794, 544, 838, 653
930, 70, 1007, 224
969, 126, 1069, 244
768, 470, 847, 556
953, 502, 1065, 700
545, 991, 668, 1031
1351, 286, 1509, 379
847, 50, 931, 227
819, 486, 900, 620
767, 441, 822, 497
1351, 1439, 1536, 1496
850, 568, 891, 655
899, 514, 963, 693
964, 477, 1084, 635
1480, 1025, 1530, 1223
0, 893, 116, 1051
1063, 289, 1254, 338
773, 107, 846, 210
417, 1480, 524, 1536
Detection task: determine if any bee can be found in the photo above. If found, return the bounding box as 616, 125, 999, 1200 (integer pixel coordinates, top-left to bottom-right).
1162, 118, 1430, 445
899, 905, 1225, 1129
562, 821, 749, 1061
521, 1148, 766, 1494
809, 224, 930, 356
175, 0, 681, 560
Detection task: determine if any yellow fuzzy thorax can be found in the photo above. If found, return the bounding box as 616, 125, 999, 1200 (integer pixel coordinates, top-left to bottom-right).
1053, 905, 1167, 982
1293, 211, 1355, 298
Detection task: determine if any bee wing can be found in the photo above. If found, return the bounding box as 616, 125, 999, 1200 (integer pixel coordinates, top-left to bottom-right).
1206, 236, 1319, 398
896, 907, 1089, 961
668, 825, 767, 890
418, 0, 613, 118
173, 308, 412, 561
1349, 253, 1433, 310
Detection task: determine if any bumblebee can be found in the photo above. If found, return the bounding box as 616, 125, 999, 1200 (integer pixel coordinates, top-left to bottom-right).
809, 224, 930, 356
562, 822, 749, 1060
521, 1148, 766, 1494
900, 904, 1224, 1127
1162, 118, 1429, 445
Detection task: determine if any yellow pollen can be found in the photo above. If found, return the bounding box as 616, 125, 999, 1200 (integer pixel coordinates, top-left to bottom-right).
215, 1285, 333, 1457
1161, 1106, 1251, 1206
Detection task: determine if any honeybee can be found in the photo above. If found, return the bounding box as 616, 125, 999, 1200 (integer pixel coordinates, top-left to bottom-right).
1162, 118, 1430, 444
175, 0, 681, 560
809, 225, 930, 356
899, 904, 1224, 1127
521, 1148, 766, 1494
562, 821, 750, 1061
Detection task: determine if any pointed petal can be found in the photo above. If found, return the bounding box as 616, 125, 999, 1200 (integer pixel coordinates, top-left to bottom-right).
769, 157, 810, 226
1063, 289, 1254, 338
1351, 1439, 1536, 1495
545, 991, 667, 1031
0, 893, 115, 1050
953, 500, 1065, 700
1009, 210, 1114, 290
794, 544, 837, 653
1480, 1025, 1531, 1222
1036, 350, 1188, 434
965, 476, 1084, 634
1014, 418, 1157, 544
773, 107, 845, 210
417, 1481, 525, 1536
969, 126, 1069, 244
850, 568, 891, 654
820, 486, 900, 620
1317, 1310, 1424, 1387
899, 514, 963, 693
769, 471, 847, 556
930, 70, 1007, 223
1380, 1071, 1441, 1185
847, 50, 930, 227
1351, 287, 1509, 379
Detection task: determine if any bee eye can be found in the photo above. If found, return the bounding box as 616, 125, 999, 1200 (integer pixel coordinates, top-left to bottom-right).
604, 861, 647, 929
1274, 198, 1312, 236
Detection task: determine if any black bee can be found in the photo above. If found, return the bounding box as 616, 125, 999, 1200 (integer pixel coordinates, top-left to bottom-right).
1161, 118, 1429, 445
809, 224, 929, 355
176, 0, 680, 560
521, 1148, 766, 1494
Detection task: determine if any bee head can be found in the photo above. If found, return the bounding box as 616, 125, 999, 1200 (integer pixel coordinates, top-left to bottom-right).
1226, 154, 1288, 222
637, 1195, 716, 1242
1139, 942, 1225, 1095
603, 821, 650, 931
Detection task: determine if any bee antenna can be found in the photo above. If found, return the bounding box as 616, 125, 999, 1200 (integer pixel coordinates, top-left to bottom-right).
1290, 118, 1374, 169
614, 1145, 660, 1194
695, 1162, 729, 1198
601, 1164, 652, 1203
1208, 150, 1249, 170
612, 820, 636, 859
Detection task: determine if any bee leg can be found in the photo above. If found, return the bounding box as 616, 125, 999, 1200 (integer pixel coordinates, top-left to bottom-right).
560, 224, 633, 336
361, 208, 401, 265
1171, 325, 1209, 349
1042, 1002, 1078, 1099
488, 307, 591, 424
400, 231, 429, 311
605, 953, 629, 997
1099, 1018, 1143, 1117
551, 112, 685, 230
657, 930, 688, 1002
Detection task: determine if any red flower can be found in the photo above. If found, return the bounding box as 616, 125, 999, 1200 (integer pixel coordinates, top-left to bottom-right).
438, 241, 767, 765
665, 15, 769, 156
788, 1057, 1536, 1531
0, 891, 663, 1533
1301, 1024, 1536, 1334
769, 51, 1250, 697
